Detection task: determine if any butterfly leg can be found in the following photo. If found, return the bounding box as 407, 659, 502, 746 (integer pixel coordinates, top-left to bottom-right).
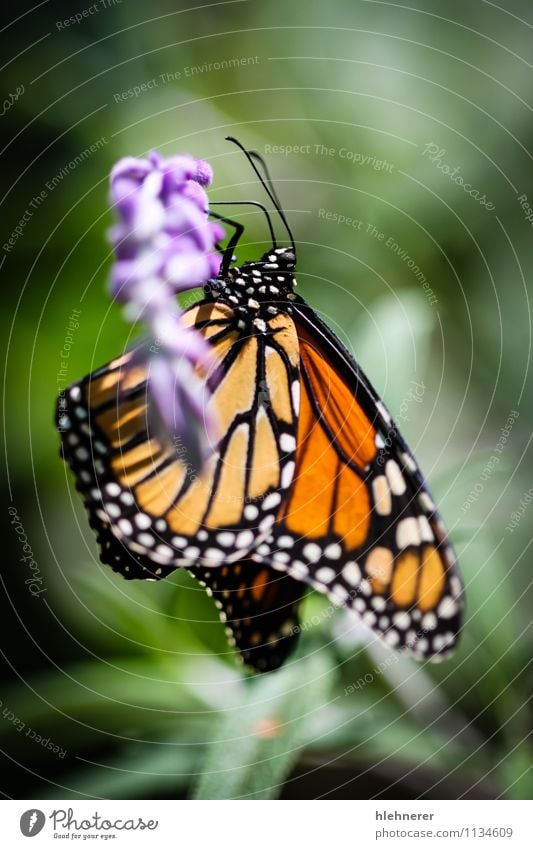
208, 209, 244, 276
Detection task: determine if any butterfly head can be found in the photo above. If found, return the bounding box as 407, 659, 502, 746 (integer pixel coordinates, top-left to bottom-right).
260, 245, 296, 271
207, 246, 297, 318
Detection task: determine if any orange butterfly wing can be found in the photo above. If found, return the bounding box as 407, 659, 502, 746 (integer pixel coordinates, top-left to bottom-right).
57, 301, 300, 577
191, 560, 305, 672
252, 299, 464, 661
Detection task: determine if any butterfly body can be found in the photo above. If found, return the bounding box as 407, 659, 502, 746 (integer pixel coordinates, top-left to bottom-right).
209, 245, 297, 315
250, 296, 462, 659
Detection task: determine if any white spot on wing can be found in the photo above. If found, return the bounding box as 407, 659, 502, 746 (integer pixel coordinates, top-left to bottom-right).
315, 566, 336, 584
217, 532, 235, 547
437, 596, 458, 618
372, 475, 392, 516
280, 432, 296, 453
376, 401, 391, 425
135, 513, 151, 529
303, 542, 321, 563
342, 561, 361, 586
418, 515, 434, 542
385, 459, 407, 496
396, 517, 421, 549
291, 381, 300, 414
401, 451, 417, 473
138, 532, 155, 547
324, 542, 342, 560
281, 461, 295, 489
236, 529, 254, 549
419, 491, 435, 512
262, 492, 282, 510
118, 518, 133, 535
204, 548, 225, 565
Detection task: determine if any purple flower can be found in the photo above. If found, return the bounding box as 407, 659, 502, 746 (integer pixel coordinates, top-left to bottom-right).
108, 150, 223, 468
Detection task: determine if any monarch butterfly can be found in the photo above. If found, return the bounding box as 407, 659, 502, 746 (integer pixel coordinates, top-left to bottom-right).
57, 138, 464, 673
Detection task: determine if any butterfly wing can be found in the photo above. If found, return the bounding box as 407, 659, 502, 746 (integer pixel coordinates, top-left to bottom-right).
191, 560, 305, 672
252, 296, 464, 661
57, 300, 300, 575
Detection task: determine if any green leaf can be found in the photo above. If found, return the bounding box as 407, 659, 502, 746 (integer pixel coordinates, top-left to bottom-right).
192, 651, 335, 799
500, 746, 533, 800
38, 737, 202, 800
0, 656, 222, 748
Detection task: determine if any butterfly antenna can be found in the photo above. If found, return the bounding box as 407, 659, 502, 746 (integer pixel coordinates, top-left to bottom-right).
225, 136, 296, 250
210, 200, 277, 248
248, 150, 284, 211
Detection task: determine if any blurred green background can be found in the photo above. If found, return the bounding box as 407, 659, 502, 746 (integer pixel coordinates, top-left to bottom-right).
2, 0, 532, 800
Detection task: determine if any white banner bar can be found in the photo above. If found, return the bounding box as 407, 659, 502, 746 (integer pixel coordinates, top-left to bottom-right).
2, 799, 531, 848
